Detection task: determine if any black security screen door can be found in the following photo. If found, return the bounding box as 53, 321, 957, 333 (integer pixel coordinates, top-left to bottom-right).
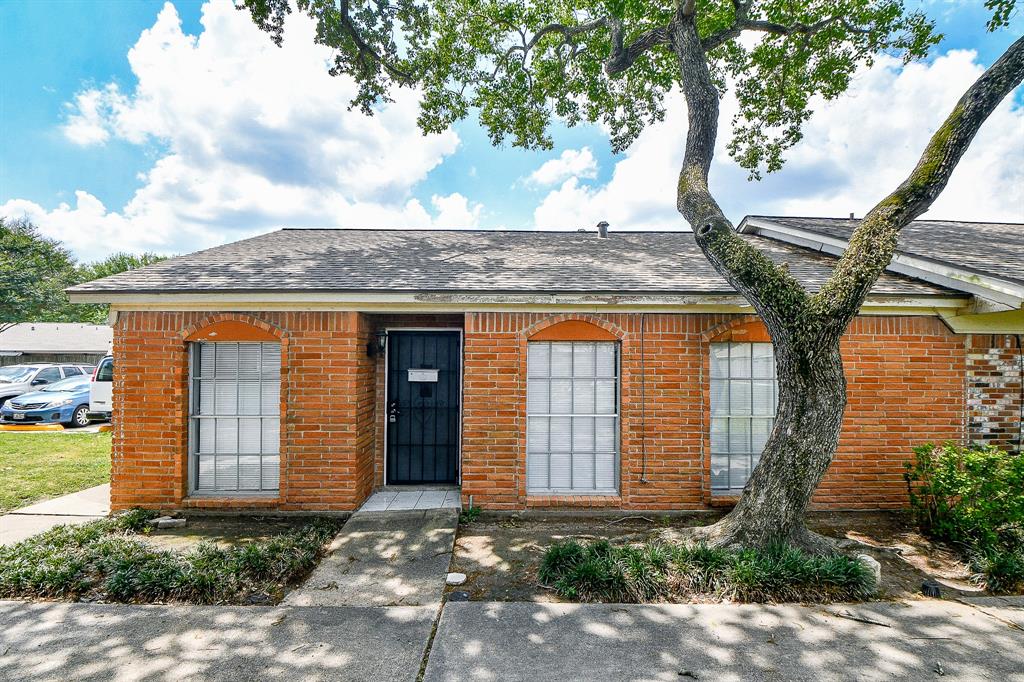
386, 331, 460, 484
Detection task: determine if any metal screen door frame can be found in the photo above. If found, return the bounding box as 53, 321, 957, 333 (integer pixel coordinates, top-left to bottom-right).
383, 328, 463, 486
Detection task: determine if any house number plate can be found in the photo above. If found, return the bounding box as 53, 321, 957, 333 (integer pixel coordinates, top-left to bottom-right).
407, 368, 439, 383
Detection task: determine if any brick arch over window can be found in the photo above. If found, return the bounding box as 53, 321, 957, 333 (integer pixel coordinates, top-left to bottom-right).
183, 314, 285, 343
704, 316, 771, 344
524, 315, 625, 342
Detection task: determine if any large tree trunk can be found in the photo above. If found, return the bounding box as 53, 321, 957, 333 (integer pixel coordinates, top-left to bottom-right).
695, 333, 847, 552
668, 6, 1024, 552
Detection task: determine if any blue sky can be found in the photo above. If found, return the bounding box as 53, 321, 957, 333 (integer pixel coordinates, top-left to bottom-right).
1, 0, 1021, 261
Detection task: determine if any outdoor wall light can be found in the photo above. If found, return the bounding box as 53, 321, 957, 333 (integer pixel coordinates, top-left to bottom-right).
368, 330, 388, 358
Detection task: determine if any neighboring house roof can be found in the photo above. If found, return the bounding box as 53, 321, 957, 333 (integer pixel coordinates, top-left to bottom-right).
0, 323, 112, 354
739, 216, 1024, 310
67, 228, 953, 299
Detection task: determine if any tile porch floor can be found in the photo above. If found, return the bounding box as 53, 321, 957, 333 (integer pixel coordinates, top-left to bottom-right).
357, 487, 462, 513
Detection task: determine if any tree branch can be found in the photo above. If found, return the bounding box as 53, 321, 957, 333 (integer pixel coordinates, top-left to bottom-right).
703, 12, 869, 53
672, 8, 810, 327
333, 0, 414, 85
500, 16, 669, 78
605, 24, 671, 75
812, 33, 1024, 325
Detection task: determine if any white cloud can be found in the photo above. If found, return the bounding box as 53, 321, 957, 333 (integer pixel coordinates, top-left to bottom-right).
60, 85, 128, 146
534, 50, 1024, 231
4, 0, 478, 260
431, 193, 481, 227
524, 147, 599, 188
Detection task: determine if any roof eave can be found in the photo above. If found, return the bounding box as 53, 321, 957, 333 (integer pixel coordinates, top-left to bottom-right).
67, 289, 969, 317
739, 216, 1024, 310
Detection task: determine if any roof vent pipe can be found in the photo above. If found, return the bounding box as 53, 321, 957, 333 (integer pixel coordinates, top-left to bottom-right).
597, 221, 609, 238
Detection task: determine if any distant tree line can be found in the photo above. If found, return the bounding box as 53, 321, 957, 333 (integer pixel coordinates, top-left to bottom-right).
0, 217, 168, 333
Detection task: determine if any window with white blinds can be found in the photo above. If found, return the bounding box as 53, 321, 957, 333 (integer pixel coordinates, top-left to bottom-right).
710, 342, 777, 493
527, 341, 618, 494
189, 342, 281, 494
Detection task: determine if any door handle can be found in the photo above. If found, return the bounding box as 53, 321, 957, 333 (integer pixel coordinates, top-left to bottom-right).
388, 401, 401, 422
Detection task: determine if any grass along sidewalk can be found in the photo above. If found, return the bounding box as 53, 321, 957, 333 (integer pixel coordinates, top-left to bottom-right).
539, 539, 876, 603
0, 510, 343, 604
0, 432, 111, 512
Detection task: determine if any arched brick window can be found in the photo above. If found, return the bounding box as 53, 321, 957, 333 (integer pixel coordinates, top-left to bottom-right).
185, 317, 282, 495
708, 320, 777, 493
526, 319, 620, 495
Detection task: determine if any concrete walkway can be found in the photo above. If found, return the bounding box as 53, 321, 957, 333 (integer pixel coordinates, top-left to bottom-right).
0, 601, 435, 682
423, 598, 1024, 681
285, 508, 459, 607
0, 483, 109, 546
2, 597, 1020, 681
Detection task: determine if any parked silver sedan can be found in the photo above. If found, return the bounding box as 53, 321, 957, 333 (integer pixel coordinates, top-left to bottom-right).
0, 363, 95, 408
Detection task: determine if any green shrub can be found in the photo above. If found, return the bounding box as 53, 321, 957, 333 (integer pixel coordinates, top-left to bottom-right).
0, 512, 340, 604
539, 539, 874, 603
905, 442, 1024, 593
970, 544, 1024, 594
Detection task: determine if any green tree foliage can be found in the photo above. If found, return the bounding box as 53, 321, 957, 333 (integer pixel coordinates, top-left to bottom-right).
0, 217, 167, 329
243, 0, 939, 177
0, 218, 79, 332
73, 252, 168, 324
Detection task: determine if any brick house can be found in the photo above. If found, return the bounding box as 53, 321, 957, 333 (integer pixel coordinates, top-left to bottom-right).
67, 217, 1023, 514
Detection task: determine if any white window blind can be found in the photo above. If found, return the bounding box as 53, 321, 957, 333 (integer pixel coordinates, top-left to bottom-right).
189, 342, 281, 494
710, 342, 777, 493
527, 341, 618, 494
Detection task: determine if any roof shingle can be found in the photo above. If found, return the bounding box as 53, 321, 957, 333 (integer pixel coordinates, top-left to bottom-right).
751, 216, 1024, 285
67, 228, 954, 297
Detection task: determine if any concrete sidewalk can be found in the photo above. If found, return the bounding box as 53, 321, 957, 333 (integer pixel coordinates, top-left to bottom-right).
285, 508, 459, 607
1, 596, 1021, 681
0, 600, 434, 682
424, 599, 1024, 681
0, 483, 109, 546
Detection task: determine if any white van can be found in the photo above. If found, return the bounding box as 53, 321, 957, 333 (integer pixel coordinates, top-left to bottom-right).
88, 355, 113, 421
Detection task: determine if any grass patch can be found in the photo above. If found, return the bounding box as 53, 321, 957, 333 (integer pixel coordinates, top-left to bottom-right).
539, 539, 875, 604
0, 510, 342, 604
459, 506, 481, 525
0, 432, 111, 511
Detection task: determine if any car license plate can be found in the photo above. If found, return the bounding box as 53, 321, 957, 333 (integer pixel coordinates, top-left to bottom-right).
13, 413, 24, 420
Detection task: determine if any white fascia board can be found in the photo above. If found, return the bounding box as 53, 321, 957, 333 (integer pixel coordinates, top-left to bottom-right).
740, 217, 1024, 309
84, 291, 967, 318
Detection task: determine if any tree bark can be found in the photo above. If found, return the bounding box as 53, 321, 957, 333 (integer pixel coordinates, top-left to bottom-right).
696, 334, 847, 552
669, 6, 1024, 552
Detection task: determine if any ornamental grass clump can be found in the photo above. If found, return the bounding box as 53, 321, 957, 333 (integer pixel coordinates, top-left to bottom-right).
539, 539, 875, 604
0, 510, 340, 604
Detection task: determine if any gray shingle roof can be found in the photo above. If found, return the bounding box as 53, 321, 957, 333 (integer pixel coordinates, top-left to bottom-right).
67, 228, 954, 297
0, 323, 112, 353
751, 216, 1024, 285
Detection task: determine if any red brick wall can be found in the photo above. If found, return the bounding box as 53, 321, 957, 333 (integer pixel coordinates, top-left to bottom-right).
111, 309, 969, 513
967, 334, 1023, 454
461, 313, 968, 511
823, 316, 966, 509
111, 311, 377, 512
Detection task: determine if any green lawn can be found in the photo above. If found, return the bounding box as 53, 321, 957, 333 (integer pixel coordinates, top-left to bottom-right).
0, 432, 111, 512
